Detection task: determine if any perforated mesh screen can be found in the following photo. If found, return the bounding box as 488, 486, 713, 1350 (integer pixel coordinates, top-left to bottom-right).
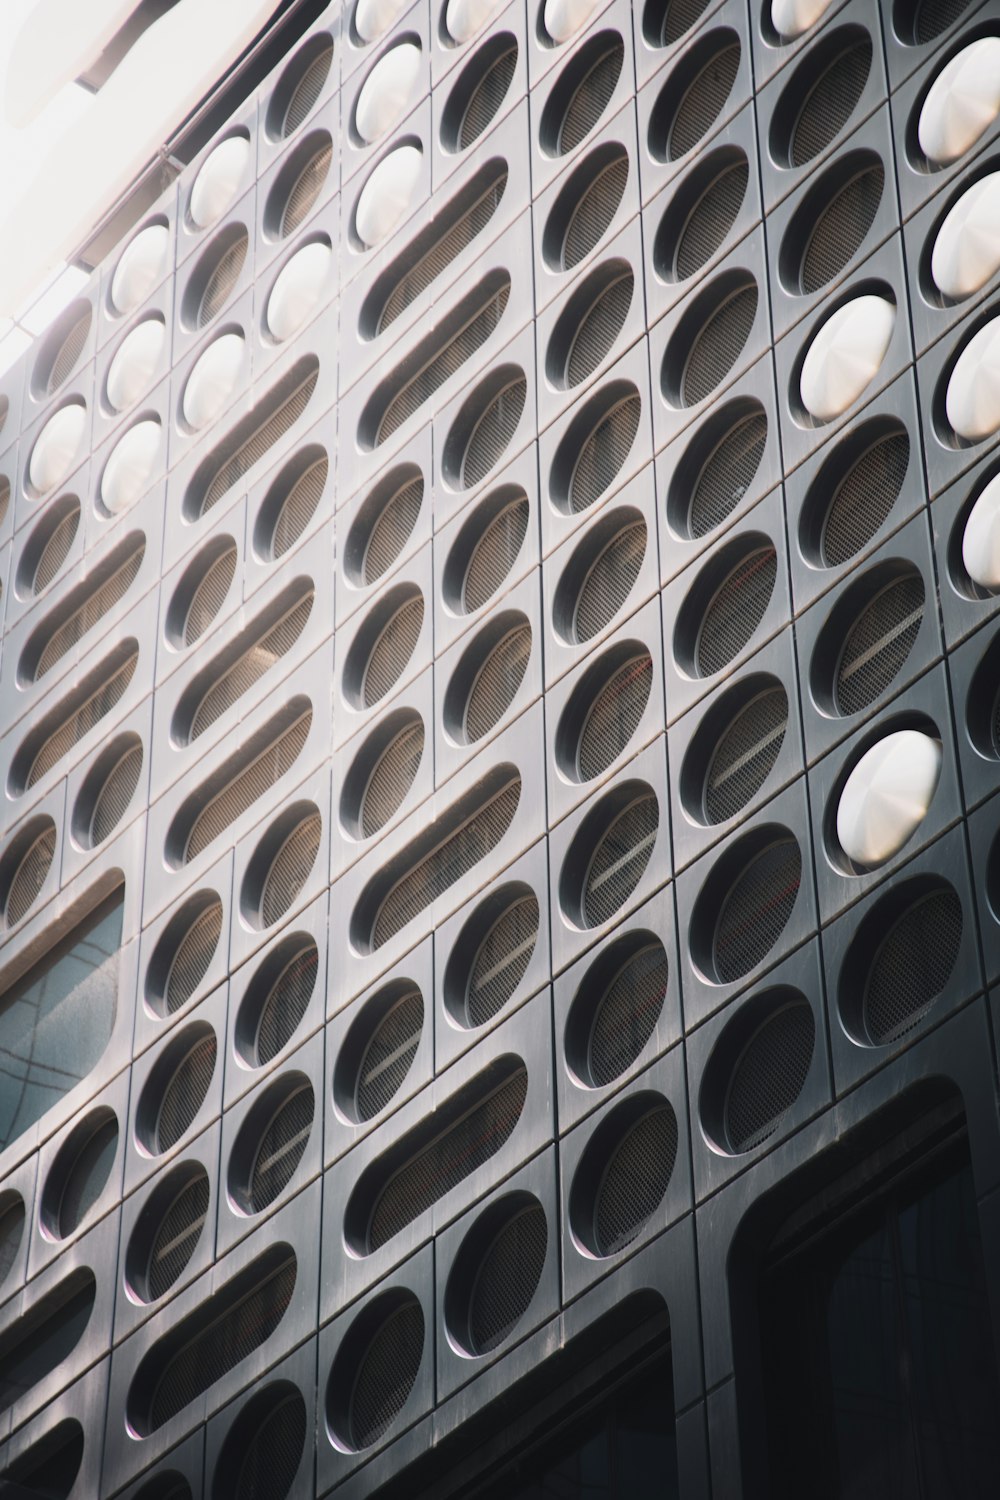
363, 475, 423, 584
821, 431, 909, 569
704, 686, 788, 825
0, 1201, 23, 1290
184, 545, 237, 645
464, 623, 531, 742
696, 545, 776, 677
656, 0, 711, 45
573, 518, 646, 643
578, 653, 653, 781
863, 888, 963, 1044
914, 0, 970, 42
674, 158, 748, 281
467, 1201, 547, 1354
723, 1001, 814, 1153
164, 902, 222, 1016
790, 37, 872, 168
562, 153, 628, 270
189, 593, 312, 740
681, 282, 757, 406
583, 792, 659, 928
144, 1173, 210, 1303
465, 894, 539, 1027
32, 508, 80, 594
47, 308, 91, 394
35, 542, 144, 680
356, 988, 424, 1122
713, 838, 801, 984
247, 1084, 313, 1213
566, 271, 632, 387
459, 45, 517, 148
154, 1034, 217, 1154
361, 721, 424, 837
27, 649, 138, 788
834, 573, 924, 717
569, 394, 641, 515
89, 742, 143, 845
282, 44, 333, 136
56, 1115, 118, 1239
800, 163, 883, 295
461, 376, 526, 488
349, 1299, 424, 1450
259, 813, 321, 928
279, 140, 331, 237
4, 826, 56, 927
201, 368, 318, 516
592, 1104, 677, 1256
256, 944, 318, 1066
667, 39, 740, 161
378, 174, 506, 333
363, 594, 424, 707
231, 1390, 307, 1500
688, 410, 767, 539
271, 456, 327, 560
588, 942, 667, 1088
198, 232, 248, 326
463, 494, 529, 612
185, 712, 310, 862
558, 38, 624, 154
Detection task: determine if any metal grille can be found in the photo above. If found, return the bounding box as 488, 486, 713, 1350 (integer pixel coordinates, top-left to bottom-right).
282, 44, 333, 136
466, 894, 539, 1027
185, 712, 310, 862
724, 1002, 814, 1153
4, 826, 56, 927
32, 507, 80, 593
467, 1202, 547, 1354
569, 393, 641, 515
695, 545, 776, 677
460, 44, 517, 148
834, 573, 924, 716
790, 37, 872, 167
363, 475, 424, 584
47, 308, 91, 394
675, 157, 748, 281
232, 1390, 306, 1500
668, 40, 740, 160
689, 410, 767, 538
279, 139, 331, 237
713, 838, 801, 984
145, 1174, 209, 1302
657, 0, 710, 45
198, 231, 248, 326
0, 1201, 24, 1289
578, 653, 653, 781
593, 1104, 677, 1256
164, 902, 222, 1016
378, 173, 507, 333
260, 813, 321, 928
914, 0, 969, 42
562, 152, 628, 269
256, 944, 318, 1066
89, 742, 143, 845
588, 941, 667, 1088
356, 988, 424, 1121
270, 455, 327, 559
189, 593, 313, 740
56, 1116, 118, 1239
349, 1300, 424, 1450
184, 544, 237, 645
566, 271, 633, 387
681, 282, 757, 406
461, 376, 527, 488
464, 622, 531, 742
155, 1034, 217, 1154
147, 1255, 296, 1432
704, 686, 788, 824
801, 162, 883, 294
367, 1068, 527, 1250
583, 792, 659, 928
200, 367, 318, 516
821, 430, 909, 568
463, 494, 529, 612
557, 38, 624, 154
363, 594, 424, 707
34, 542, 144, 680
27, 649, 138, 788
0, 476, 7, 529
361, 721, 425, 837
372, 777, 520, 949
573, 518, 646, 643
863, 888, 962, 1044
247, 1084, 314, 1213
376, 284, 510, 445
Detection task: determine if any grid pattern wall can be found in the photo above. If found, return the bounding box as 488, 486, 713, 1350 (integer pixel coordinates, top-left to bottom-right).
0, 0, 998, 1494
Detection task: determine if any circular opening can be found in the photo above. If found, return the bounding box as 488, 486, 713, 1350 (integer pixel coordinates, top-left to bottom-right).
557, 643, 654, 785
110, 219, 169, 316
550, 381, 642, 516
126, 1161, 210, 1304
243, 807, 322, 931
441, 33, 518, 152
770, 25, 872, 169
212, 1382, 307, 1500
189, 133, 251, 230
682, 676, 789, 828
893, 0, 971, 46
442, 485, 530, 615
266, 34, 335, 140
136, 1023, 218, 1156
32, 301, 92, 399
442, 884, 539, 1028
165, 536, 238, 649
643, 0, 712, 46
327, 1290, 424, 1452
17, 495, 80, 598
444, 1192, 547, 1356
228, 1073, 314, 1216
648, 28, 741, 164
539, 30, 624, 157
344, 465, 424, 587
445, 613, 532, 745
145, 893, 223, 1019
561, 782, 659, 929
543, 143, 629, 272
799, 417, 910, 570
40, 1106, 118, 1241
28, 399, 87, 497
553, 507, 647, 646
334, 981, 424, 1124
235, 937, 318, 1069
662, 270, 758, 408
0, 816, 57, 930
444, 366, 527, 490
345, 585, 425, 709
341, 709, 425, 839
674, 534, 778, 679
265, 131, 333, 240
73, 733, 143, 849
690, 827, 801, 984
546, 260, 633, 390
654, 147, 749, 286
948, 463, 1000, 599
665, 398, 767, 542
780, 151, 884, 297
182, 225, 249, 330
700, 988, 815, 1154
565, 932, 668, 1089
255, 447, 329, 562
811, 562, 925, 718
569, 1093, 677, 1257
0, 1193, 24, 1290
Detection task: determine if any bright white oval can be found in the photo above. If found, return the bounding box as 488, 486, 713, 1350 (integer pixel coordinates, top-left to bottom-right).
182, 332, 247, 431
101, 417, 162, 514
354, 144, 423, 248
963, 471, 1000, 589
266, 242, 334, 342
836, 729, 942, 868
770, 0, 835, 40
946, 312, 1000, 442
931, 171, 1000, 300
29, 403, 87, 494
355, 43, 422, 143
189, 135, 251, 229
105, 317, 166, 412
446, 0, 504, 44
918, 37, 1000, 166
799, 294, 895, 422
110, 223, 170, 315
543, 0, 600, 44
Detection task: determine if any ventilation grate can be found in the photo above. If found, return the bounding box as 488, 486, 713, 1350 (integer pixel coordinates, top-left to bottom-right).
588, 942, 667, 1088
260, 813, 321, 928
189, 593, 313, 740
696, 545, 776, 677
562, 153, 628, 270
667, 40, 740, 161
34, 542, 144, 680
282, 43, 333, 136
184, 545, 237, 646
462, 376, 527, 488
717, 1005, 813, 1156
164, 903, 222, 1016
361, 721, 424, 837
0, 476, 8, 530
199, 366, 318, 517
233, 1391, 306, 1500
198, 232, 248, 326
0, 1202, 23, 1290
248, 1084, 313, 1213
593, 1105, 677, 1256
464, 623, 531, 742
4, 826, 56, 928
557, 38, 624, 154
363, 594, 424, 707
583, 792, 659, 927
363, 475, 423, 584
155, 1035, 217, 1154
790, 37, 872, 168
356, 988, 424, 1122
349, 1301, 424, 1450
569, 394, 642, 515
27, 649, 138, 788
54, 1115, 118, 1239
256, 944, 318, 1066
460, 44, 517, 149
578, 653, 653, 781
271, 455, 327, 560
834, 573, 924, 716
143, 1175, 209, 1302
466, 894, 539, 1027
713, 838, 801, 984
89, 742, 143, 845
574, 519, 646, 643
467, 1202, 547, 1354
675, 158, 749, 281
464, 494, 529, 612
32, 507, 80, 594
279, 140, 332, 237
704, 686, 788, 825
681, 282, 757, 406
688, 410, 767, 539
656, 0, 711, 47
800, 163, 883, 295
185, 712, 310, 862
863, 888, 962, 1044
566, 271, 633, 387
914, 0, 969, 42
821, 431, 909, 568
47, 308, 91, 395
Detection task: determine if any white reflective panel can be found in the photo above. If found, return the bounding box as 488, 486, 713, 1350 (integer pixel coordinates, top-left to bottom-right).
836, 730, 942, 869
110, 223, 171, 316
946, 312, 1000, 442
355, 0, 409, 43
189, 135, 251, 229
266, 242, 334, 342
182, 333, 247, 431
963, 472, 1000, 589
799, 295, 895, 422
931, 171, 1000, 300
354, 43, 422, 143
354, 144, 423, 248
6, 0, 145, 127
105, 317, 166, 412
29, 403, 87, 494
101, 418, 162, 514
770, 0, 835, 40
446, 0, 504, 44
918, 38, 1000, 166
543, 0, 600, 43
